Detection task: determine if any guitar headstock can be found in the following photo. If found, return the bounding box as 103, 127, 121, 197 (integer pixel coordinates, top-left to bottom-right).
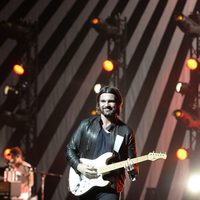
147, 152, 167, 161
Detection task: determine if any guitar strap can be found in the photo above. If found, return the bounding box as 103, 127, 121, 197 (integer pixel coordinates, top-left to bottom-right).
113, 134, 124, 153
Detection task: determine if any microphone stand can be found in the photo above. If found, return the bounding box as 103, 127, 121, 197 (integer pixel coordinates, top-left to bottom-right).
35, 169, 62, 200
41, 173, 45, 200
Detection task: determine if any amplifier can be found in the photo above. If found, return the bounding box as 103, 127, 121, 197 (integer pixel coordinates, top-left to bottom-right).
0, 181, 21, 197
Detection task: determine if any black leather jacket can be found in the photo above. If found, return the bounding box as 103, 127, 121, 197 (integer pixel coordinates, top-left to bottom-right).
66, 116, 138, 192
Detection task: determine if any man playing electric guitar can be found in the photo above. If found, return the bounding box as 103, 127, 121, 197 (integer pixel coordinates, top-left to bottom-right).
66, 86, 139, 200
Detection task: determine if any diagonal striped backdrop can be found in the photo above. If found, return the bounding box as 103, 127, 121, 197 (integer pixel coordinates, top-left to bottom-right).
0, 1, 199, 199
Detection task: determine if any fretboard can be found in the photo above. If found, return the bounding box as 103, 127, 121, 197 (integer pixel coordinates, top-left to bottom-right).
99, 155, 148, 174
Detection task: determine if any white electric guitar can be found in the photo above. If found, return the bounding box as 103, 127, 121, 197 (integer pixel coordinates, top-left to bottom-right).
68, 151, 167, 196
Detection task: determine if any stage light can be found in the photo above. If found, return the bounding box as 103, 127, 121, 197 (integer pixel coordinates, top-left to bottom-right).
175, 82, 191, 95
173, 109, 200, 129
4, 86, 19, 96
173, 109, 184, 119
177, 15, 184, 21
91, 17, 100, 25
4, 82, 29, 98
13, 64, 25, 75
186, 58, 199, 71
176, 14, 200, 36
173, 109, 192, 126
176, 148, 189, 160
94, 84, 102, 94
187, 174, 200, 193
3, 148, 11, 160
90, 110, 97, 116
91, 16, 119, 37
102, 59, 115, 72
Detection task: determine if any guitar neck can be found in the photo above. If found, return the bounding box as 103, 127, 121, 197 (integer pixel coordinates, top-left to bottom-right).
99, 155, 148, 174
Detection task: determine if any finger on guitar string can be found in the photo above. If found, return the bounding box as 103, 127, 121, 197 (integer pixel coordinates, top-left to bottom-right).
124, 158, 134, 172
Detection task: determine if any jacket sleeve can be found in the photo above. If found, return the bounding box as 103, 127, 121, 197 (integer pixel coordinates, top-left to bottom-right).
65, 120, 86, 171
127, 129, 139, 181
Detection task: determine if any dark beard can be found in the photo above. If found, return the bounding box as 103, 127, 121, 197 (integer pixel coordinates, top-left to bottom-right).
100, 106, 116, 117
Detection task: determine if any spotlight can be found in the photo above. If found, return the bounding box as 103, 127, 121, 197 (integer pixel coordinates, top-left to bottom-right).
91, 17, 100, 25
4, 86, 19, 96
173, 109, 200, 129
173, 109, 193, 126
176, 14, 200, 36
3, 148, 11, 161
102, 59, 115, 72
175, 82, 192, 95
186, 58, 199, 71
4, 82, 29, 97
173, 109, 183, 118
176, 148, 190, 160
91, 16, 119, 37
90, 110, 97, 116
94, 84, 102, 94
187, 173, 200, 194
102, 59, 122, 72
13, 64, 25, 75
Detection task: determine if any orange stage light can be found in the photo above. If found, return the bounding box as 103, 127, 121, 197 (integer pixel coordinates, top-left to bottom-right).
102, 60, 114, 72
3, 148, 11, 160
177, 15, 184, 21
186, 58, 198, 70
13, 64, 25, 75
174, 110, 183, 118
91, 18, 100, 25
176, 148, 188, 160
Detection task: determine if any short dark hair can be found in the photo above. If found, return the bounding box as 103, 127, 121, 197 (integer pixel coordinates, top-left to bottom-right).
10, 147, 23, 158
96, 86, 123, 115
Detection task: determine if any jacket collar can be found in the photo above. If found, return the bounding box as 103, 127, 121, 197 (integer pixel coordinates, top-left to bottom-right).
97, 115, 120, 132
